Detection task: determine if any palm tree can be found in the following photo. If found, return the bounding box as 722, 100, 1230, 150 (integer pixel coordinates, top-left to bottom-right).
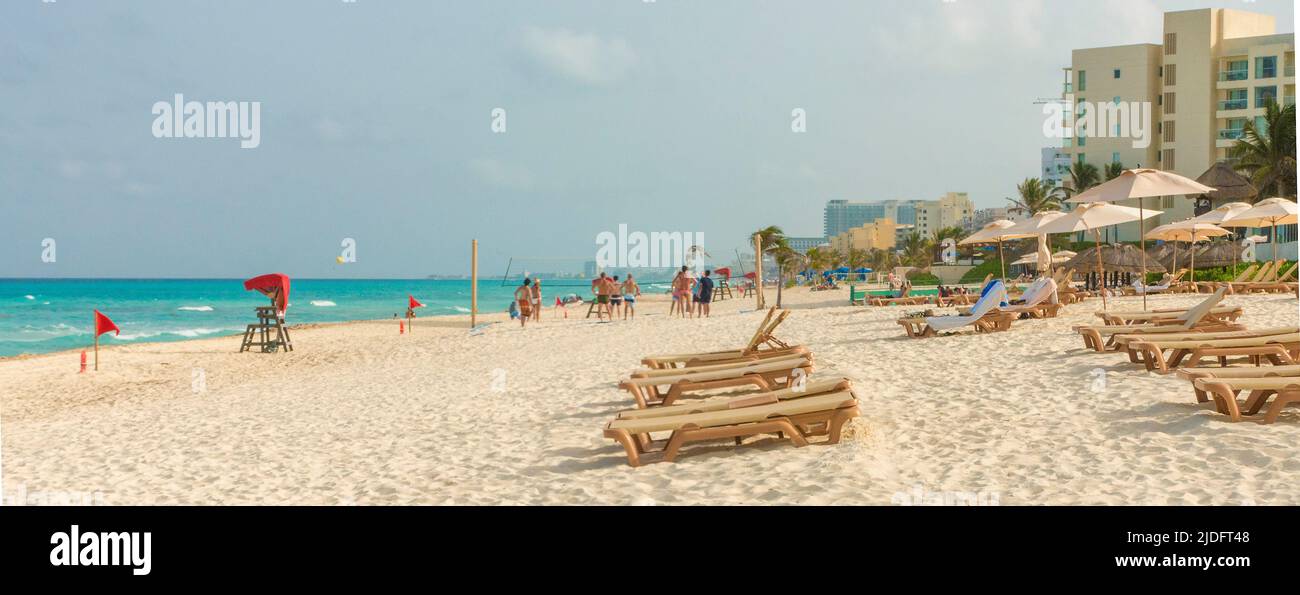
769, 244, 806, 308
749, 226, 786, 295
1230, 102, 1297, 199
900, 232, 933, 270
804, 247, 831, 278
866, 248, 890, 278
1104, 161, 1125, 181
1064, 161, 1101, 197
1007, 177, 1063, 216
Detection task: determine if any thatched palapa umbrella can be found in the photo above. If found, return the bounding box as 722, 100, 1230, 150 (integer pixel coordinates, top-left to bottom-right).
1195, 162, 1258, 206
1040, 203, 1162, 309
1063, 245, 1167, 274
1069, 168, 1215, 309
1145, 220, 1229, 283
1190, 241, 1240, 269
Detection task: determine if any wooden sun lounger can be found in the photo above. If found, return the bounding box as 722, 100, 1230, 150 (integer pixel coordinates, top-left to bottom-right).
1126, 331, 1300, 374
897, 310, 1015, 338
1231, 262, 1298, 294
868, 288, 930, 307
1116, 327, 1298, 360
1095, 305, 1243, 326
630, 353, 811, 379
1189, 376, 1300, 423
603, 378, 861, 466
1121, 270, 1186, 296
641, 308, 802, 369
620, 357, 814, 409
1177, 363, 1300, 381
1073, 288, 1238, 352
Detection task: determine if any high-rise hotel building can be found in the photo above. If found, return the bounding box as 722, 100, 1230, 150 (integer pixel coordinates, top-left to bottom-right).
1060, 8, 1293, 241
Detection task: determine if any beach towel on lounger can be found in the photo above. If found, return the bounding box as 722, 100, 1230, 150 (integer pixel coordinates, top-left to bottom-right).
1016, 277, 1058, 306
925, 280, 1009, 332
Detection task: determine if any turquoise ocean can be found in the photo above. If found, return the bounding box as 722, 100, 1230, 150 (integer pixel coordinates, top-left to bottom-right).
0, 278, 623, 358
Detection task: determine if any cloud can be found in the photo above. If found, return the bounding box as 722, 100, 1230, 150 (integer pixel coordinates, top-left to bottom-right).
521, 27, 636, 85
469, 158, 534, 190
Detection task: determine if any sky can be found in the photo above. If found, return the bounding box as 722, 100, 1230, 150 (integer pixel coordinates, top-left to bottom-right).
1, 0, 1294, 278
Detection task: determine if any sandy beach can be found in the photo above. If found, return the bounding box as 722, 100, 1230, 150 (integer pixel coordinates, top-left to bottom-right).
2, 289, 1298, 506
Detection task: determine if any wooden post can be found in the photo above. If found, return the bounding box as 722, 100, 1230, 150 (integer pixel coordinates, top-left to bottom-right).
753, 234, 765, 309
471, 239, 479, 327
93, 334, 99, 371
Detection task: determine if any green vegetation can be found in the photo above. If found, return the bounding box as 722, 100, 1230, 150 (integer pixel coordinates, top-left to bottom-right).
959, 258, 1004, 284
905, 270, 941, 286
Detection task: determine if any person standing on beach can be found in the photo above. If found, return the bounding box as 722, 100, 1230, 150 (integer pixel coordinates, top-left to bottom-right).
620, 274, 641, 320
696, 270, 714, 318
670, 266, 692, 318
609, 276, 623, 318
592, 272, 613, 321
514, 278, 534, 328
530, 278, 542, 322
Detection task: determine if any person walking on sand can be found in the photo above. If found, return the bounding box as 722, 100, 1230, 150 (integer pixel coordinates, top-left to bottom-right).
621, 274, 641, 320
530, 278, 542, 322
514, 278, 534, 328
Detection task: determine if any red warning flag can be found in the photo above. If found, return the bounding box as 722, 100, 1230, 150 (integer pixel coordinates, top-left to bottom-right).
94, 310, 120, 337
409, 295, 425, 309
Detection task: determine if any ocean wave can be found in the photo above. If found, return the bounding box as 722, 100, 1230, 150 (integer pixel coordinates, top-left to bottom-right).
24, 295, 35, 300
177, 305, 214, 312
452, 306, 471, 313
112, 327, 233, 341
310, 300, 337, 307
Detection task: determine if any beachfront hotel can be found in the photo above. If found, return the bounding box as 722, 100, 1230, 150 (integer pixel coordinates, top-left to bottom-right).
829, 218, 898, 253
823, 193, 973, 241
1059, 7, 1295, 242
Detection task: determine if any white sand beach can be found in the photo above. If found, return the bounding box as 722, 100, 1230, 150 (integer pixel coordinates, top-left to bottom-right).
2, 289, 1298, 506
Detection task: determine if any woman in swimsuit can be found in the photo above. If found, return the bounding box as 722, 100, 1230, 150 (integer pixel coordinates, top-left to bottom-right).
514, 278, 533, 328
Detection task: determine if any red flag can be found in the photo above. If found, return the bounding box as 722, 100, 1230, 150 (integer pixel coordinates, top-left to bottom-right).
408, 295, 425, 309
94, 310, 119, 337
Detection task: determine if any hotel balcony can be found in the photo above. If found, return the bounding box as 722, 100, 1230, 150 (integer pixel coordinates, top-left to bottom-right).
1217, 98, 1247, 111
1286, 96, 1296, 107
1218, 128, 1245, 140
1218, 69, 1249, 82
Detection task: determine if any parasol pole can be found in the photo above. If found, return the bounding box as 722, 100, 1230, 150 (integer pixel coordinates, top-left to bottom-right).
471, 239, 478, 328
1093, 228, 1107, 310
997, 237, 1006, 283
1138, 198, 1147, 310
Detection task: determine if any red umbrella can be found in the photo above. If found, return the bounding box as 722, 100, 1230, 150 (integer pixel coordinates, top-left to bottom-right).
243, 273, 291, 313
715, 267, 732, 279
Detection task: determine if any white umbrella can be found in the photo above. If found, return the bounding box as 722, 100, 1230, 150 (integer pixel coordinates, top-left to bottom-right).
959, 219, 1034, 282
1038, 203, 1163, 309
1000, 212, 1069, 282
1069, 168, 1215, 308
1145, 220, 1230, 283
1192, 202, 1254, 271
1219, 197, 1299, 263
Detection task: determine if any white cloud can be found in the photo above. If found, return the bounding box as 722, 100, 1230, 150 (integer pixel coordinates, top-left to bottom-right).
469, 158, 534, 190
521, 27, 636, 85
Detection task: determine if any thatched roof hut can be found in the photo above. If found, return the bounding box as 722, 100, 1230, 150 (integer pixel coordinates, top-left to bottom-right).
1195, 162, 1258, 205
1189, 241, 1240, 269
1064, 244, 1167, 274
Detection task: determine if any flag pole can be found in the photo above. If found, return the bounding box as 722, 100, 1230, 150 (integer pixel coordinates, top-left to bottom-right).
94, 333, 99, 372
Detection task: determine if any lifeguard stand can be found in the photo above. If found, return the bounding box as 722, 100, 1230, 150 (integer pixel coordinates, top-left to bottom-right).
240, 306, 293, 353
714, 267, 735, 301
240, 273, 294, 354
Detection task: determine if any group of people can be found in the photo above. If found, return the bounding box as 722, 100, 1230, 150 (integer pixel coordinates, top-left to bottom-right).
513, 266, 721, 327
589, 272, 642, 322
670, 266, 714, 318
511, 278, 545, 327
